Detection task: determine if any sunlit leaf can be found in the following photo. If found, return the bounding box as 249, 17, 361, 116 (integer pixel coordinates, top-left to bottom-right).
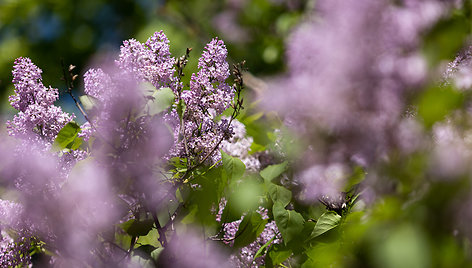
260, 162, 287, 183
53, 121, 82, 151
309, 211, 341, 239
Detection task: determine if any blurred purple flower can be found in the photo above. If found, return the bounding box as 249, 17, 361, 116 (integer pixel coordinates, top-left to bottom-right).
264, 0, 452, 201
159, 229, 233, 268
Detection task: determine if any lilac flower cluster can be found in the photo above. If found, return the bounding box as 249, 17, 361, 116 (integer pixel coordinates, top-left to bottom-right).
167, 38, 235, 164
82, 33, 234, 165
7, 57, 73, 148
116, 30, 176, 90
0, 231, 32, 267
221, 118, 261, 171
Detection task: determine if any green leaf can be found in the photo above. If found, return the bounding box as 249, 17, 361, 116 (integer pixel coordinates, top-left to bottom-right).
423, 15, 469, 66
265, 243, 292, 267
344, 166, 366, 192
134, 245, 157, 260
220, 196, 243, 223
273, 202, 304, 245
418, 85, 464, 128
148, 87, 175, 115
233, 212, 268, 248
249, 142, 266, 154
221, 151, 246, 181
53, 122, 82, 150
136, 229, 160, 247
260, 162, 287, 183
268, 183, 292, 207
176, 99, 186, 120
157, 198, 179, 227
226, 176, 264, 216
79, 95, 98, 113
254, 235, 276, 260
121, 219, 155, 237
309, 211, 342, 239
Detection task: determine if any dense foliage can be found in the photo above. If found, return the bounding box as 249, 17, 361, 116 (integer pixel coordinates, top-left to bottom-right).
2, 0, 472, 267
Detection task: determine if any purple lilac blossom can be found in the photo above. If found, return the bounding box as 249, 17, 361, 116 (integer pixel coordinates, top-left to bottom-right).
83, 33, 234, 166
159, 229, 233, 268
264, 0, 453, 201
83, 61, 173, 209
0, 230, 32, 267
0, 199, 33, 267
0, 136, 122, 266
7, 57, 74, 146
443, 46, 472, 90
221, 118, 261, 171
116, 30, 176, 91
167, 38, 235, 164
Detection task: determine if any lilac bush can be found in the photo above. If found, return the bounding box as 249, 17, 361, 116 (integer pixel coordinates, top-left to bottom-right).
2, 1, 472, 267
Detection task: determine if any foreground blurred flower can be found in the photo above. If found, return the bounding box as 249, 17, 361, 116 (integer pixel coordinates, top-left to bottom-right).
264, 0, 451, 201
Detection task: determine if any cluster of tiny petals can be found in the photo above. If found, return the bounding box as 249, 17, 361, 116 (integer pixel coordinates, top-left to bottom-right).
221, 118, 261, 171
0, 200, 32, 267
9, 57, 57, 112
7, 57, 74, 144
168, 38, 234, 164
116, 30, 175, 90
84, 68, 113, 101
0, 231, 32, 267
145, 31, 172, 59
198, 38, 230, 80
185, 38, 233, 114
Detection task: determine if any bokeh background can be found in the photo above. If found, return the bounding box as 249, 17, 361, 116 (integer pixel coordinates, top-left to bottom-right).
0, 0, 307, 118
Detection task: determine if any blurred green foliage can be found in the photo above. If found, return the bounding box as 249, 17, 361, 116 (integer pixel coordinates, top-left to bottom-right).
0, 0, 307, 116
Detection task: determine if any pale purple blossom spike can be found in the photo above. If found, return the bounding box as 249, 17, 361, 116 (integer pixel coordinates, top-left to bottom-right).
6, 57, 74, 144
169, 38, 235, 164
116, 30, 176, 90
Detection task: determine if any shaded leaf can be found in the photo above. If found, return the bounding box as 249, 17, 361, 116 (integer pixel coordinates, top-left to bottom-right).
268, 183, 292, 207
233, 212, 268, 248
265, 243, 292, 267
273, 202, 304, 245
134, 245, 157, 260
79, 95, 98, 113
157, 198, 179, 227
148, 87, 175, 115
122, 219, 155, 237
